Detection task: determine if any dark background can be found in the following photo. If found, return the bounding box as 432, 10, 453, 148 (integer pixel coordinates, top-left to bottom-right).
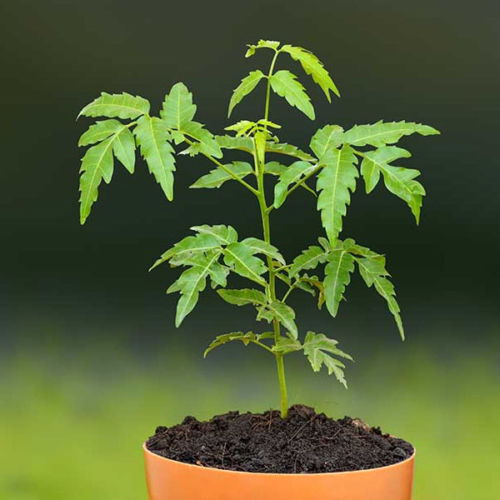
1, 1, 499, 498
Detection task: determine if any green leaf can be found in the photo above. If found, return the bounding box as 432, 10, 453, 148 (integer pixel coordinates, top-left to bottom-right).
224, 120, 256, 135
181, 121, 222, 158
217, 288, 267, 307
299, 274, 325, 309
134, 116, 176, 201
264, 162, 286, 176
204, 331, 264, 357
362, 146, 424, 223
310, 125, 343, 159
223, 242, 267, 285
269, 70, 315, 120
228, 70, 265, 117
190, 162, 253, 189
257, 301, 298, 339
161, 82, 197, 129
272, 337, 302, 354
289, 245, 328, 278
354, 254, 404, 339
274, 161, 318, 208
241, 237, 285, 265
303, 332, 352, 387
245, 40, 280, 57
281, 45, 340, 101
112, 127, 136, 173
79, 138, 114, 224
167, 252, 221, 327
150, 233, 222, 270
342, 120, 440, 147
191, 225, 238, 245
78, 92, 150, 119
78, 119, 123, 146
316, 145, 358, 244
324, 247, 355, 317
265, 142, 315, 162
215, 135, 254, 154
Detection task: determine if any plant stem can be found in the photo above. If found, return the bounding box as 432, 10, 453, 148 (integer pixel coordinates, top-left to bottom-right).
254, 48, 289, 418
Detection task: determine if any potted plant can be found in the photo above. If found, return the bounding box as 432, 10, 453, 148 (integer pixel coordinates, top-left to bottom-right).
77, 39, 439, 499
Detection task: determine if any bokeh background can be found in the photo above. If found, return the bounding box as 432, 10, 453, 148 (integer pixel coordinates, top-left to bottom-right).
1, 1, 499, 498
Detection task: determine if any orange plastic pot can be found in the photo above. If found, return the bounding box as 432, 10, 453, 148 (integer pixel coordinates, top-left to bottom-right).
143, 444, 415, 500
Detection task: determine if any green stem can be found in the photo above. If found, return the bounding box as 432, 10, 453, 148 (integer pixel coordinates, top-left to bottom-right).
254, 48, 289, 418
182, 136, 259, 196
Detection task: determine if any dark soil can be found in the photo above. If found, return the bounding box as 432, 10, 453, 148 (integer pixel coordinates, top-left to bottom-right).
146, 405, 413, 473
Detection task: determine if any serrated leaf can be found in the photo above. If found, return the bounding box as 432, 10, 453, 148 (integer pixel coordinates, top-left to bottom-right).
289, 245, 328, 278
270, 70, 315, 120
167, 252, 221, 327
360, 156, 381, 193
354, 255, 404, 339
204, 331, 262, 357
272, 337, 302, 354
225, 120, 256, 135
79, 138, 114, 224
78, 119, 123, 146
264, 162, 286, 176
150, 233, 222, 270
241, 237, 285, 265
134, 115, 175, 201
161, 82, 197, 129
316, 145, 358, 244
310, 125, 344, 159
257, 301, 297, 339
228, 70, 265, 117
181, 121, 222, 158
245, 40, 280, 57
362, 146, 424, 223
215, 135, 254, 154
342, 120, 440, 147
112, 126, 136, 173
274, 161, 318, 208
299, 274, 325, 309
191, 225, 238, 245
324, 247, 355, 317
190, 161, 253, 189
217, 288, 267, 307
281, 45, 340, 101
265, 142, 315, 162
79, 92, 150, 119
223, 242, 267, 285
303, 331, 352, 387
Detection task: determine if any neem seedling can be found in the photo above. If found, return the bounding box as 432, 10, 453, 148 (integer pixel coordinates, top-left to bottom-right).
77, 39, 439, 418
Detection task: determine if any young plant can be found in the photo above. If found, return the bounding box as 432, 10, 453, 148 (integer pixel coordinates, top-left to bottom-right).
77, 39, 439, 418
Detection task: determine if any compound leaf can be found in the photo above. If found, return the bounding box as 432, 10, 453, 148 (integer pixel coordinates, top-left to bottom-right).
270, 70, 315, 120
181, 121, 222, 158
216, 135, 254, 154
78, 119, 123, 146
316, 145, 358, 244
265, 142, 315, 162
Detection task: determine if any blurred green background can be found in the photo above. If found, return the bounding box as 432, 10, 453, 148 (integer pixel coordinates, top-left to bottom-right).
1, 0, 499, 499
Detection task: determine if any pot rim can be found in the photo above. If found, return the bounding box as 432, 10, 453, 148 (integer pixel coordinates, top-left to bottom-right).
143, 443, 415, 477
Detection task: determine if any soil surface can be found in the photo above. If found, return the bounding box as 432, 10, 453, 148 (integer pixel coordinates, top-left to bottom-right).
146, 405, 413, 473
